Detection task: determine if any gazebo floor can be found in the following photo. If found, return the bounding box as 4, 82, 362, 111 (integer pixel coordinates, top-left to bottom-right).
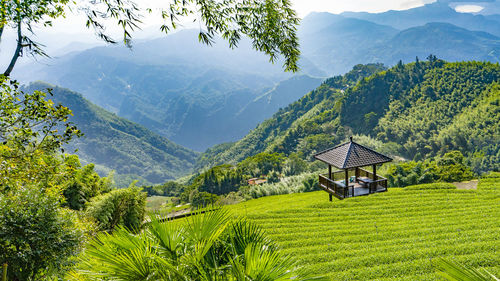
350, 184, 387, 197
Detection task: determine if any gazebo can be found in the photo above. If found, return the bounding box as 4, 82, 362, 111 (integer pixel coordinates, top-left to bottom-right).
314, 137, 392, 200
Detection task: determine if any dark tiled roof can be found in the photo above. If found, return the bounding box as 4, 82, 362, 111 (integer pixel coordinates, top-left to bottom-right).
314, 138, 392, 169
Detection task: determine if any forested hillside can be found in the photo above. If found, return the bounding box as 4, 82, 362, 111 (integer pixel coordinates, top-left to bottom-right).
25, 82, 198, 185
198, 60, 500, 174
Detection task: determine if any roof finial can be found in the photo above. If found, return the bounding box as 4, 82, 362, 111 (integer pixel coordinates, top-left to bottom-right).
350, 136, 353, 142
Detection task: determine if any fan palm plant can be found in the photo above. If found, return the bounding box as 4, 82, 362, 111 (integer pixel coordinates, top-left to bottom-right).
433, 258, 499, 281
70, 209, 325, 281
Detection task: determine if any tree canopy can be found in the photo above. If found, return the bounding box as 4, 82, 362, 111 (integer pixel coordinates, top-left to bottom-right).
0, 0, 301, 76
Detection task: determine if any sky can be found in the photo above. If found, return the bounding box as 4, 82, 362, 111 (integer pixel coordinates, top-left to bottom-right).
292, 0, 436, 16
46, 0, 439, 35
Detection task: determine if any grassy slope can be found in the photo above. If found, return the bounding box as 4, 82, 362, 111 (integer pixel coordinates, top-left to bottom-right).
227, 180, 500, 280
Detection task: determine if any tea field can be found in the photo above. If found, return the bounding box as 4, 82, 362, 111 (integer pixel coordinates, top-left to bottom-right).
228, 178, 500, 280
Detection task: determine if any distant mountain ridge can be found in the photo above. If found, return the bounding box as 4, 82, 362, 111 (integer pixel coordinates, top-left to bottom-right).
25, 82, 199, 186
341, 0, 500, 35
299, 11, 500, 75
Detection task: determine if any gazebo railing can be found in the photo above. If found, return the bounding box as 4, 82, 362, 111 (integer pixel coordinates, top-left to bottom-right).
318, 174, 351, 199
319, 168, 388, 199
358, 168, 386, 182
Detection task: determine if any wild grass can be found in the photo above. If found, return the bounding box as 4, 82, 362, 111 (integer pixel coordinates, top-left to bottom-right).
243, 172, 318, 199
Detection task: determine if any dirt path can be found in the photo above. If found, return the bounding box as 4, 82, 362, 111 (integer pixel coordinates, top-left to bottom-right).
452, 180, 478, 190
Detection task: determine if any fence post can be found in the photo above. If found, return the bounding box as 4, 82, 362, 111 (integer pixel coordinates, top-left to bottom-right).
2, 263, 7, 281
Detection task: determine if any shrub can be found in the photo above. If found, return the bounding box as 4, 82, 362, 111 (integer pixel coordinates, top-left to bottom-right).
482, 171, 500, 178
241, 172, 316, 199
85, 186, 147, 232
0, 187, 86, 281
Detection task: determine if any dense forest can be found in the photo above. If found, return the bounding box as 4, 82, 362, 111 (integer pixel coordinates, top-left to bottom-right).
197, 59, 500, 174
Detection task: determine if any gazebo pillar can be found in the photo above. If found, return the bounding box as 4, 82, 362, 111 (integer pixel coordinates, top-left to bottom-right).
345, 169, 349, 197
329, 165, 333, 201
372, 164, 377, 181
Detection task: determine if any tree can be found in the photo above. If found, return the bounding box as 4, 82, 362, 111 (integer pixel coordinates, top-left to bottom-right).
0, 0, 70, 75
283, 152, 307, 176
0, 77, 81, 191
0, 187, 86, 281
238, 152, 285, 177
63, 161, 114, 211
0, 0, 300, 76
70, 209, 325, 280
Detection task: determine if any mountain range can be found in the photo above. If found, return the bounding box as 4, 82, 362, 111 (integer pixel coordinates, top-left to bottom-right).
12, 0, 500, 180
15, 31, 323, 151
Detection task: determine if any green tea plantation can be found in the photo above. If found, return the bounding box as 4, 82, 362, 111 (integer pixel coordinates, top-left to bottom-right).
228, 177, 500, 280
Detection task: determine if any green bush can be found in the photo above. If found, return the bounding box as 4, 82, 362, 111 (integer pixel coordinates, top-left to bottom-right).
241, 172, 317, 199
386, 151, 475, 187
63, 162, 113, 211
0, 187, 86, 281
85, 186, 147, 232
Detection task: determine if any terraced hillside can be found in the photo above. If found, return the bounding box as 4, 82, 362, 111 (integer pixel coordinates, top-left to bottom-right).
228, 178, 500, 280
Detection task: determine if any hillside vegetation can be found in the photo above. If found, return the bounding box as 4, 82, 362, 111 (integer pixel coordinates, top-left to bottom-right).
228, 178, 500, 280
25, 82, 198, 185
198, 60, 500, 174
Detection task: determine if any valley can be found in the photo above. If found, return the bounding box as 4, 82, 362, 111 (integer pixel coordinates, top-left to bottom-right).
1, 0, 499, 280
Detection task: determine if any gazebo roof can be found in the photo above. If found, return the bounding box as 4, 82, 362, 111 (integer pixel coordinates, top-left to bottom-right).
314, 137, 392, 169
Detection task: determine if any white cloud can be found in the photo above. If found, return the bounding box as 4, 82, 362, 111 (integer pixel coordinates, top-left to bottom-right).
454, 4, 484, 13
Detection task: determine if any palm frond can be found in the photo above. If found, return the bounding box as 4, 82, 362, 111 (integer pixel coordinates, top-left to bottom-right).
184, 208, 230, 243
229, 218, 275, 256
433, 257, 499, 281
148, 215, 185, 262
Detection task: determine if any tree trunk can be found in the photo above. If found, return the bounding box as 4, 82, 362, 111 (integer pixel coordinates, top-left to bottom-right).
4, 22, 22, 76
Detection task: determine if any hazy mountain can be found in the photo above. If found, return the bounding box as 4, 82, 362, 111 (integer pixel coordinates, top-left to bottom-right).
366, 22, 500, 66
15, 30, 323, 151
298, 13, 399, 74
15, 3, 500, 152
298, 12, 500, 75
25, 82, 198, 185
